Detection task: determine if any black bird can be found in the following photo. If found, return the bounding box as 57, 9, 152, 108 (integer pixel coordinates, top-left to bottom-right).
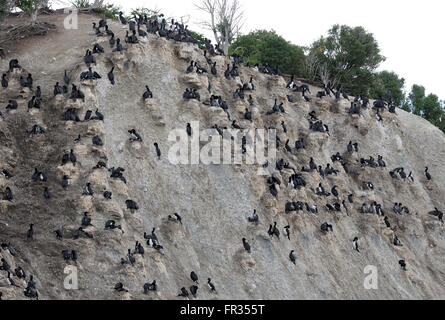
143, 280, 157, 293
224, 64, 230, 79
393, 235, 403, 247
0, 258, 11, 271
168, 213, 183, 224
5, 187, 13, 201
190, 285, 198, 297
244, 108, 252, 121
20, 75, 27, 88
289, 250, 296, 265
43, 187, 50, 202
138, 26, 147, 37
428, 207, 444, 223
64, 70, 70, 85
149, 228, 158, 243
108, 67, 115, 85
399, 260, 407, 271
125, 199, 139, 213
186, 61, 194, 73
190, 271, 199, 284
92, 22, 103, 36
71, 250, 78, 263
27, 224, 34, 241
320, 222, 333, 234
26, 73, 33, 89
178, 287, 189, 297
143, 85, 153, 99
114, 282, 128, 292
27, 275, 36, 289
127, 249, 136, 265
93, 43, 104, 54
15, 266, 26, 279
129, 21, 136, 32
61, 175, 69, 189
69, 149, 76, 166
95, 161, 107, 169
154, 142, 161, 159
81, 212, 92, 227
92, 136, 103, 146
242, 238, 251, 253
8, 59, 21, 72
348, 194, 353, 203
186, 123, 192, 136
135, 242, 145, 257
55, 229, 63, 240
73, 227, 92, 240
93, 109, 104, 121
353, 237, 360, 252
128, 129, 142, 142
7, 272, 19, 287
284, 225, 290, 240
2, 169, 13, 179
104, 25, 113, 36
83, 183, 94, 196
1, 74, 8, 88
80, 67, 101, 81
118, 12, 127, 25
271, 222, 280, 238
384, 216, 391, 228
231, 120, 241, 129
425, 167, 432, 180
103, 190, 112, 200
269, 183, 278, 198
284, 139, 291, 152
114, 38, 124, 53
248, 95, 254, 105
54, 82, 63, 96
109, 34, 115, 47
2, 244, 16, 257
211, 62, 217, 75
6, 99, 18, 110
207, 278, 217, 293
281, 121, 287, 133
331, 186, 339, 197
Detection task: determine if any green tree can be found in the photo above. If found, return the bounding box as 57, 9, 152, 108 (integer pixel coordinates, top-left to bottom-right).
128, 7, 159, 21
103, 2, 120, 20
370, 71, 406, 107
0, 0, 11, 25
408, 84, 426, 116
406, 84, 445, 133
422, 94, 443, 127
309, 24, 385, 95
189, 30, 206, 50
437, 101, 445, 133
71, 0, 91, 8
15, 0, 46, 21
229, 30, 306, 77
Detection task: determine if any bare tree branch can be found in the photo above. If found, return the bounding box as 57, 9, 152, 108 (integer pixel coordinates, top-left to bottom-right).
195, 0, 244, 55
92, 0, 104, 8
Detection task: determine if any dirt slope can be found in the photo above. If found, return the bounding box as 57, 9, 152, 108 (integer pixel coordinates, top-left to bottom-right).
0, 12, 444, 300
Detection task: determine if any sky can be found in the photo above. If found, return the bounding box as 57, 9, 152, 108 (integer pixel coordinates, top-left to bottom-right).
59, 0, 445, 99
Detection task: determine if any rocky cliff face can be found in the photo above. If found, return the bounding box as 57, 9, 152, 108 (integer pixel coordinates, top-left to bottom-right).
0, 13, 444, 300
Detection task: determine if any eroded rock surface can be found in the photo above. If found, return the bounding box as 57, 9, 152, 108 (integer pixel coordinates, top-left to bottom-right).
0, 13, 444, 300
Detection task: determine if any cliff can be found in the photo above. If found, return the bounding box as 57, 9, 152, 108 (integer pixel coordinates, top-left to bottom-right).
0, 12, 444, 300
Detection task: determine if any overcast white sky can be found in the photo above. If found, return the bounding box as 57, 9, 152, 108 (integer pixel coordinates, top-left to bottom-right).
61, 0, 445, 99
